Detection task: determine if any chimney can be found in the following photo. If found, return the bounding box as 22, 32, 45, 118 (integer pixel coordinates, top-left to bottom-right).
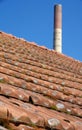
53, 4, 62, 53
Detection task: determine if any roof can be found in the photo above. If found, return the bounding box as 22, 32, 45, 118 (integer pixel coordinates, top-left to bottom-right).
0, 31, 82, 130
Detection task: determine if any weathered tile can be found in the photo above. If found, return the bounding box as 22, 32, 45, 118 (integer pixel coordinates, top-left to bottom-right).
0, 32, 82, 130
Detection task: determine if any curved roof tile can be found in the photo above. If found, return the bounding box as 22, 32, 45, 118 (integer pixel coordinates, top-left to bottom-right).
0, 31, 82, 130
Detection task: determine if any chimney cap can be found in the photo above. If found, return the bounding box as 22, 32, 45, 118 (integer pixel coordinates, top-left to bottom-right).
54, 4, 62, 7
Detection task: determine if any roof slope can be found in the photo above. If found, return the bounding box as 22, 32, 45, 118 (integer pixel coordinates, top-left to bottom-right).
0, 32, 82, 130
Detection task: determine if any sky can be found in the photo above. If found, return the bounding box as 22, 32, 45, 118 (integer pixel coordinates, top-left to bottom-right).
0, 0, 82, 61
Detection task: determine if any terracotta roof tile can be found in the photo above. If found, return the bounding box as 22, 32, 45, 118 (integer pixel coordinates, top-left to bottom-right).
0, 31, 82, 129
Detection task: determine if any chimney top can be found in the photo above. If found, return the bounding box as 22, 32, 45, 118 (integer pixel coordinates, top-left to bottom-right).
54, 4, 62, 6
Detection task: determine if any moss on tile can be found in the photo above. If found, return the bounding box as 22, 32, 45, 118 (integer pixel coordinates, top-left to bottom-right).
66, 109, 72, 114
51, 105, 58, 110
14, 74, 20, 78
30, 122, 36, 127
0, 77, 5, 83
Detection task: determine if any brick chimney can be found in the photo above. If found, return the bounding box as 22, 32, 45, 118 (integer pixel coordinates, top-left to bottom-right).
53, 4, 62, 53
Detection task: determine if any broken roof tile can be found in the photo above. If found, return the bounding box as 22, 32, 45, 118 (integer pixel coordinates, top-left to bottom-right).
0, 31, 82, 129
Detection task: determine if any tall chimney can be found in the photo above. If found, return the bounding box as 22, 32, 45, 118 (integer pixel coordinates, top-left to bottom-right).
53, 4, 62, 53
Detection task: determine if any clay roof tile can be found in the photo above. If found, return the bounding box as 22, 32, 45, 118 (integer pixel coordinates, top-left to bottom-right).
0, 31, 82, 129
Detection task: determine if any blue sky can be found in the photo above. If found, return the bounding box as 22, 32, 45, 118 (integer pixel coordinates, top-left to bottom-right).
0, 0, 82, 61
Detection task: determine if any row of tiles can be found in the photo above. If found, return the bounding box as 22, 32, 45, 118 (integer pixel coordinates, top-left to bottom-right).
0, 51, 82, 91
0, 82, 82, 118
0, 32, 82, 76
0, 95, 82, 130
0, 57, 82, 101
0, 67, 82, 107
0, 50, 82, 82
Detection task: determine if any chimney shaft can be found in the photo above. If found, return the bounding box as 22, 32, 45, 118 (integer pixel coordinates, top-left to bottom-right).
53, 4, 62, 53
